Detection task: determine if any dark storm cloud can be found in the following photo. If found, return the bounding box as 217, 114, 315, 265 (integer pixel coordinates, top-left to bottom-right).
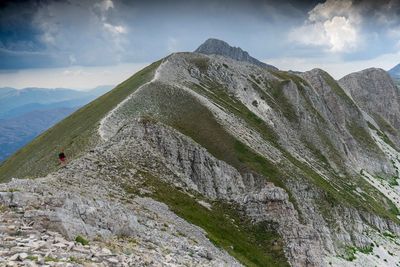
1, 0, 400, 70
0, 0, 316, 69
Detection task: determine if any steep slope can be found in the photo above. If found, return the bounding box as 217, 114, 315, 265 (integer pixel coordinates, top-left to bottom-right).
0, 61, 160, 179
339, 68, 400, 149
1, 41, 400, 266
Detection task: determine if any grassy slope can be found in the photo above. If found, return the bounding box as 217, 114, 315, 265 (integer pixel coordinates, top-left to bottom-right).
0, 61, 161, 182
134, 173, 289, 267
117, 74, 398, 264
265, 69, 399, 222
113, 83, 291, 265
120, 70, 399, 223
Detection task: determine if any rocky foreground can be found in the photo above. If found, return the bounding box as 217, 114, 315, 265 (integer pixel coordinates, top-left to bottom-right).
0, 150, 240, 267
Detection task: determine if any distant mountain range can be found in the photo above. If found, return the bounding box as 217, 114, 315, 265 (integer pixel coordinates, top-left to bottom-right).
388, 64, 400, 83
0, 85, 113, 162
0, 85, 111, 119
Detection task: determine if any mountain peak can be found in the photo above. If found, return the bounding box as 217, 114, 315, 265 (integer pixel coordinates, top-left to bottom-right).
388, 63, 400, 80
341, 67, 391, 81
194, 38, 277, 70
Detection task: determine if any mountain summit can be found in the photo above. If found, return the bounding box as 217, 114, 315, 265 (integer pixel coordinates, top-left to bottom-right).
195, 38, 277, 70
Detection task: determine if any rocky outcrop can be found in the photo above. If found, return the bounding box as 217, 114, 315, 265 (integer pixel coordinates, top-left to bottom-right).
300, 69, 389, 174
111, 119, 326, 266
98, 119, 400, 266
339, 68, 400, 130
0, 118, 325, 266
98, 52, 400, 264
339, 68, 400, 149
195, 38, 277, 70
0, 151, 242, 266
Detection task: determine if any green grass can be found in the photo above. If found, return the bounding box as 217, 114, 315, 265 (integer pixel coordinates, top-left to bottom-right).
44, 256, 59, 262
0, 60, 161, 182
320, 71, 355, 107
137, 172, 289, 267
75, 235, 89, 246
373, 113, 398, 136
366, 121, 396, 148
370, 114, 399, 150
127, 83, 296, 203
269, 80, 298, 123
373, 173, 399, 187
191, 57, 210, 72
26, 255, 38, 261
342, 245, 373, 261
247, 73, 298, 123
190, 82, 279, 145
283, 148, 400, 223
389, 177, 399, 186
316, 128, 344, 168
0, 204, 6, 213
271, 70, 326, 123
68, 256, 84, 264
383, 231, 397, 238
302, 139, 329, 166
347, 121, 380, 152
343, 246, 357, 261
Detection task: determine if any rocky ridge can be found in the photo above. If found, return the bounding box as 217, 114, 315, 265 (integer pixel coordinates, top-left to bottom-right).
0, 137, 242, 266
339, 68, 400, 149
1, 39, 400, 266
91, 51, 400, 266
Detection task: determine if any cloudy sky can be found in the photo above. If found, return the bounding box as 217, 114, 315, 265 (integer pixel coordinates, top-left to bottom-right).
1, 0, 400, 89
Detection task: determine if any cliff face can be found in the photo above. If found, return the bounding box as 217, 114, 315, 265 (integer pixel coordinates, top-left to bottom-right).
339, 68, 400, 149
1, 41, 400, 267
82, 52, 400, 265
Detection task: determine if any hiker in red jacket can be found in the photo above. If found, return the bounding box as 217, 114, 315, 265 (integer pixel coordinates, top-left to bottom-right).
58, 149, 67, 165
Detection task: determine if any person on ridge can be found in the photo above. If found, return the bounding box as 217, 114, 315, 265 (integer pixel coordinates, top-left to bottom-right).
58, 149, 67, 165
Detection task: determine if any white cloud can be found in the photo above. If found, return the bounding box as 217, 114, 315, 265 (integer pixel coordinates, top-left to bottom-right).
103, 23, 127, 35
94, 0, 127, 36
289, 0, 361, 53
323, 16, 358, 52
